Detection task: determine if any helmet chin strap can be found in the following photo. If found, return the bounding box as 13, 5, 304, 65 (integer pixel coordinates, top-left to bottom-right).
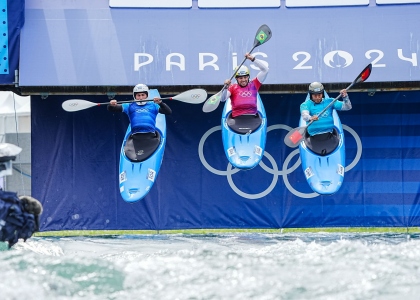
136, 101, 147, 105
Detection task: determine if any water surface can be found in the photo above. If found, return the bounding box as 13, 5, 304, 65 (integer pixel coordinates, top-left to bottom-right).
1, 233, 419, 299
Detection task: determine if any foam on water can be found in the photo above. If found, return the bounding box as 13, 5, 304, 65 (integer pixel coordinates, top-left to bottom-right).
1, 233, 420, 299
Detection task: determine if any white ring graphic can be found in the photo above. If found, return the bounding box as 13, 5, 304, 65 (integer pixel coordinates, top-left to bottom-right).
343, 125, 362, 172
190, 94, 202, 99
259, 125, 301, 176
239, 91, 252, 97
227, 152, 278, 199
282, 148, 319, 198
198, 125, 240, 176
198, 123, 362, 199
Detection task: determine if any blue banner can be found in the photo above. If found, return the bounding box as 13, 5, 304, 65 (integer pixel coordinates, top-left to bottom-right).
0, 0, 9, 75
32, 91, 420, 230
0, 0, 24, 84
19, 1, 420, 86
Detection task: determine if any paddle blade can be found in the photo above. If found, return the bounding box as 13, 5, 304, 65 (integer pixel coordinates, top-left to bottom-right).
284, 127, 307, 148
171, 89, 207, 104
202, 91, 222, 113
62, 99, 98, 112
254, 24, 272, 47
354, 63, 372, 84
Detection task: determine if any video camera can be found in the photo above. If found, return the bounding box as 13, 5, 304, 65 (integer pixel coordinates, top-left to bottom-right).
0, 143, 43, 248
0, 143, 22, 178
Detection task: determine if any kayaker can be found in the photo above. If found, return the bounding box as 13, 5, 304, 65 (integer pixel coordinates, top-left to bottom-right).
107, 83, 172, 136
220, 53, 269, 118
0, 143, 43, 248
300, 82, 351, 142
108, 84, 172, 162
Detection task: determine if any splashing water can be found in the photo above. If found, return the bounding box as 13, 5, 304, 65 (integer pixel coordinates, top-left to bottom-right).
1, 233, 420, 300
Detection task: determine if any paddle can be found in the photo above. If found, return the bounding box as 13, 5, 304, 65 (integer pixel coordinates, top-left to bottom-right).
202, 24, 272, 113
62, 88, 208, 112
284, 63, 372, 148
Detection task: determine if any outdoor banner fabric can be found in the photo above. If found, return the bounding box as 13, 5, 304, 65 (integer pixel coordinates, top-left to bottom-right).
0, 0, 24, 84
32, 91, 420, 231
20, 0, 420, 87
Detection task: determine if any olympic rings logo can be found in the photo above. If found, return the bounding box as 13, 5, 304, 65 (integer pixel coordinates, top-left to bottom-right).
239, 91, 253, 97
190, 94, 202, 99
198, 124, 362, 199
320, 111, 329, 118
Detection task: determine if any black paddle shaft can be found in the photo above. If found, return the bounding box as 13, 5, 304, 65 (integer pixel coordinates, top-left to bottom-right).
223, 25, 272, 91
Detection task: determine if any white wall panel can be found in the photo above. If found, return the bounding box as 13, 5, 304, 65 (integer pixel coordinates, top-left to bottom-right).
109, 0, 191, 8
376, 0, 420, 4
286, 0, 368, 7
198, 0, 280, 8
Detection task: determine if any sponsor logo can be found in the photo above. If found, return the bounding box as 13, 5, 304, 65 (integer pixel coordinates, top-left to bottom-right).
337, 164, 345, 176
254, 145, 263, 156
147, 168, 156, 182
304, 167, 314, 179
119, 171, 127, 183
324, 50, 353, 68
239, 91, 252, 97
227, 146, 236, 157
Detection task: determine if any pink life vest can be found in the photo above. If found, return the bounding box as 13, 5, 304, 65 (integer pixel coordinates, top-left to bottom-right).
228, 78, 262, 118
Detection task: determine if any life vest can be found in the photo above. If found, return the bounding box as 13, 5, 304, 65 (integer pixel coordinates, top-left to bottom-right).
0, 191, 37, 248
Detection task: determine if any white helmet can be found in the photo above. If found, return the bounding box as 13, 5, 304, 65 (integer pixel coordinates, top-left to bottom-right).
235, 66, 250, 78
133, 83, 149, 100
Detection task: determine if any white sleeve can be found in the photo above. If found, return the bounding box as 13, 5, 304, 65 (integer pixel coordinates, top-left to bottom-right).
220, 88, 231, 103
253, 59, 269, 83
301, 110, 311, 121
340, 95, 352, 111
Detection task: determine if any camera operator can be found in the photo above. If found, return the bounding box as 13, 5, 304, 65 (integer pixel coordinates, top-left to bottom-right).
0, 143, 43, 248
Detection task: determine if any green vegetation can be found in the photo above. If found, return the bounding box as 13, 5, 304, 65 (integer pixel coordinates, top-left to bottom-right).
34, 227, 420, 237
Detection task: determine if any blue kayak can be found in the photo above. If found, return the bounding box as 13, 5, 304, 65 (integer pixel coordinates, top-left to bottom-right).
118, 89, 166, 202
221, 94, 267, 170
299, 93, 345, 195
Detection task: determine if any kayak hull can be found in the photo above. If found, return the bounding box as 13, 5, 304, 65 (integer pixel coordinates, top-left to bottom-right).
118, 89, 166, 203
299, 110, 345, 195
221, 94, 267, 170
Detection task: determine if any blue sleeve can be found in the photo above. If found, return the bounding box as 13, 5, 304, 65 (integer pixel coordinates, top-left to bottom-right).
333, 100, 343, 110
153, 103, 161, 114
300, 101, 310, 113
122, 103, 129, 114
